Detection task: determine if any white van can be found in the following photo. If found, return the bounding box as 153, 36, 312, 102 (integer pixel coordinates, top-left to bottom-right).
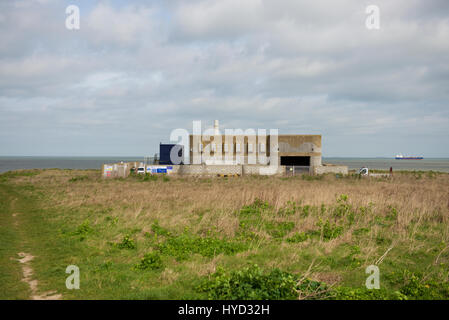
137, 167, 145, 174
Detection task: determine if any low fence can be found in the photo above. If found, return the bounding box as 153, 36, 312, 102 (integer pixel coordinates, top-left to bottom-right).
102, 162, 177, 178
102, 162, 141, 178
102, 163, 348, 178
285, 166, 310, 176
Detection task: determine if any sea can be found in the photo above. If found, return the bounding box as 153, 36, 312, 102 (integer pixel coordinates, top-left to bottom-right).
0, 156, 449, 173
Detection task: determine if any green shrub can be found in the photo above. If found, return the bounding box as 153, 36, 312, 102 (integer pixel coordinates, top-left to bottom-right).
264, 221, 295, 239
134, 252, 164, 271
116, 234, 136, 249
358, 204, 373, 216
395, 270, 449, 299
277, 200, 299, 216
238, 218, 260, 231
73, 219, 92, 240
105, 216, 119, 225
301, 205, 312, 218
156, 234, 247, 261
286, 232, 308, 243
333, 194, 352, 218
151, 220, 171, 237
199, 266, 449, 300
237, 199, 272, 239
353, 228, 370, 236
320, 203, 327, 215
333, 287, 407, 300
311, 219, 344, 241
239, 199, 271, 216
386, 205, 398, 221
198, 265, 328, 300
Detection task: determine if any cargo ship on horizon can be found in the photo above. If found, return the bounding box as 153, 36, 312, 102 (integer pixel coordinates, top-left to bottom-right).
395, 154, 424, 160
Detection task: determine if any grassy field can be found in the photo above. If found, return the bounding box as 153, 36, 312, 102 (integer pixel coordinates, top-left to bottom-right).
0, 169, 448, 300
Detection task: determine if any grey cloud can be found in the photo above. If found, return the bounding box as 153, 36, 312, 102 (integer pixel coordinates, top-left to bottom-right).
0, 0, 448, 157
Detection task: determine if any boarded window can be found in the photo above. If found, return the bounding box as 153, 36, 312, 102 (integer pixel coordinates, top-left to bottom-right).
280, 156, 310, 166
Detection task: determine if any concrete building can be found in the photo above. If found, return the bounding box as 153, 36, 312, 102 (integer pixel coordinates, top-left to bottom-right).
188, 120, 324, 175
101, 120, 348, 178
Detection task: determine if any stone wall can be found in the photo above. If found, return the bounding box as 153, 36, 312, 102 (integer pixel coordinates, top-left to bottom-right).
178, 164, 242, 176
243, 165, 285, 176
176, 164, 285, 176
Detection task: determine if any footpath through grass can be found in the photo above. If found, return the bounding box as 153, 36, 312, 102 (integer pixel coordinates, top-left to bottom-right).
0, 169, 448, 300
0, 183, 30, 299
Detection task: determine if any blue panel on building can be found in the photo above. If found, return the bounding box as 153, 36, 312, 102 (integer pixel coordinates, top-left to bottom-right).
159, 144, 183, 165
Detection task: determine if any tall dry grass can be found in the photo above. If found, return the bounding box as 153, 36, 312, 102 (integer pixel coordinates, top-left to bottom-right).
7, 169, 448, 287
23, 170, 448, 244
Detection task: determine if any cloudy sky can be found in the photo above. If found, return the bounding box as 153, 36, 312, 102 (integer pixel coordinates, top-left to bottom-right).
0, 0, 448, 157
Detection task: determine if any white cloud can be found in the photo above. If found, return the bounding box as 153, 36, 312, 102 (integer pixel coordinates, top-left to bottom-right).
85, 4, 158, 47
0, 0, 448, 156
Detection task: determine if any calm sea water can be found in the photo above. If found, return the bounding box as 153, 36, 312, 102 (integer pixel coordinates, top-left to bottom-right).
0, 157, 143, 173
0, 156, 448, 173
323, 157, 449, 172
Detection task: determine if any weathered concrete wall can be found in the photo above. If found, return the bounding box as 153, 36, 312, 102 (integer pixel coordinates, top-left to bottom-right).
313, 165, 348, 175
310, 155, 322, 167
178, 164, 242, 176
189, 134, 322, 166
243, 165, 285, 176
278, 135, 322, 153
277, 135, 322, 169
176, 164, 285, 176
190, 134, 268, 165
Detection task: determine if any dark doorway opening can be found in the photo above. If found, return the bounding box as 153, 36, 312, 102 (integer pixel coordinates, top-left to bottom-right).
280, 156, 310, 166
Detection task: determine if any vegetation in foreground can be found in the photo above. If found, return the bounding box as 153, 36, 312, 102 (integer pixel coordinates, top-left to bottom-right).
0, 169, 448, 299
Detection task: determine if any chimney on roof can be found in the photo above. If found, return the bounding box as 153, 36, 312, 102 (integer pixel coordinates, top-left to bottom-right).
214, 120, 219, 135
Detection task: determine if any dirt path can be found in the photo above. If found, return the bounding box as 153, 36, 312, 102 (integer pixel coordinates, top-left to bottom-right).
8, 195, 62, 300
16, 252, 62, 300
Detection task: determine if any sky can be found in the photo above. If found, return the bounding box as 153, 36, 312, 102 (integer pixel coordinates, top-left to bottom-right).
0, 0, 448, 157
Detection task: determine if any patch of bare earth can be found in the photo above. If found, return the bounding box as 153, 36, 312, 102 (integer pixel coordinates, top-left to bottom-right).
17, 252, 62, 300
